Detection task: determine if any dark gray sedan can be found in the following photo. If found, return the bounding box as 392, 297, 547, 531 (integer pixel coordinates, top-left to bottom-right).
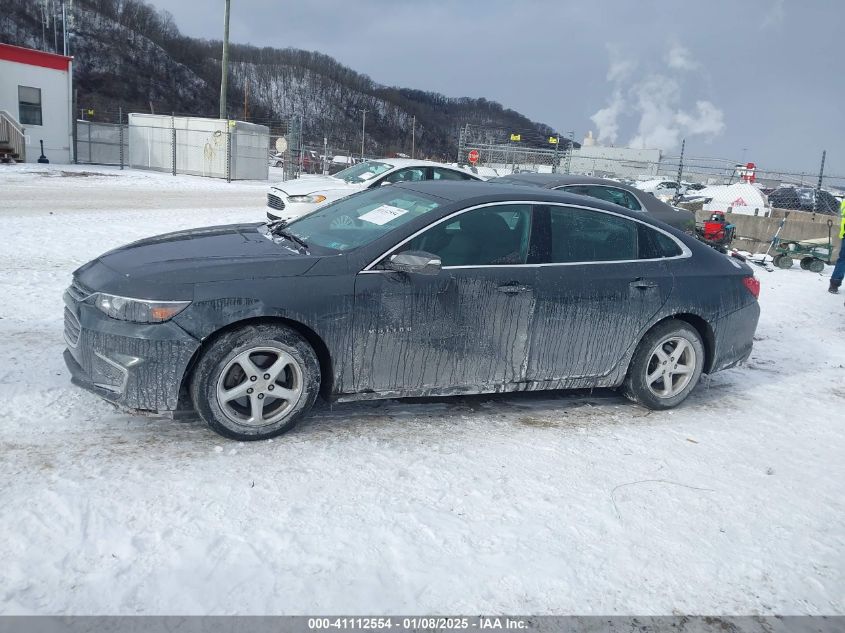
64, 181, 759, 440
488, 173, 696, 232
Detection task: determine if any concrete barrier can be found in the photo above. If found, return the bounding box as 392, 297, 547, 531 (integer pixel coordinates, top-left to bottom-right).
692, 207, 841, 260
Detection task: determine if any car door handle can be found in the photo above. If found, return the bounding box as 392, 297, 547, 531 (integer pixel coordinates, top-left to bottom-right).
497, 283, 531, 294
630, 279, 658, 289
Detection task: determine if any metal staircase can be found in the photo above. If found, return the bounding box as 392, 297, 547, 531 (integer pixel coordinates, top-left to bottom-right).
0, 111, 25, 163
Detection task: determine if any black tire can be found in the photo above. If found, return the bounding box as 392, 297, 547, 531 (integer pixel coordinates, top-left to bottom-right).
774, 254, 793, 269
800, 257, 813, 270
622, 319, 705, 410
808, 258, 825, 273
190, 324, 320, 440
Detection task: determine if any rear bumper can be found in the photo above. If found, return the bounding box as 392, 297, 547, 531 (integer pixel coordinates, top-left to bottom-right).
709, 301, 760, 373
63, 291, 200, 412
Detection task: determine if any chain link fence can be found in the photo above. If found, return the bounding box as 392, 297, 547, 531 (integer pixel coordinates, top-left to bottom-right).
75, 120, 126, 166
456, 123, 577, 176
74, 113, 269, 181
73, 110, 360, 182
72, 110, 845, 202
456, 123, 844, 214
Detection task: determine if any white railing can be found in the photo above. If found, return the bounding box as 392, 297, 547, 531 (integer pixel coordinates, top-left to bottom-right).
0, 110, 26, 162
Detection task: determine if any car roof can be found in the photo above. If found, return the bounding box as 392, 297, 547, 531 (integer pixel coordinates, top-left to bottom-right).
369, 157, 469, 170
392, 180, 662, 225
488, 172, 695, 218
489, 172, 639, 189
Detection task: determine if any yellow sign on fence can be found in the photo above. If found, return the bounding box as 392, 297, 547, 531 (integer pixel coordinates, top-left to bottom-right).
549, 136, 559, 144
510, 133, 521, 142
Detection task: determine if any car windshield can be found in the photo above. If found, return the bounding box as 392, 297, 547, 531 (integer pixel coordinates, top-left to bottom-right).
333, 161, 394, 184
284, 187, 442, 252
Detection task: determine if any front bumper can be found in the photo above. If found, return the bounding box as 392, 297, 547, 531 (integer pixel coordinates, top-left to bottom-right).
266, 191, 325, 222
63, 287, 200, 412
267, 191, 287, 220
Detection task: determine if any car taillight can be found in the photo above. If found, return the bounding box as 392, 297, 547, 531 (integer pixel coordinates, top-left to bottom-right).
742, 276, 760, 299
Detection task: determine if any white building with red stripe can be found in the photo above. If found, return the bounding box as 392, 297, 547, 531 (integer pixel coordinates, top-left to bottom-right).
0, 43, 73, 163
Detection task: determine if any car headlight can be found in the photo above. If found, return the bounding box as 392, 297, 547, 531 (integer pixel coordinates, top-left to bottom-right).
94, 293, 190, 323
287, 194, 327, 204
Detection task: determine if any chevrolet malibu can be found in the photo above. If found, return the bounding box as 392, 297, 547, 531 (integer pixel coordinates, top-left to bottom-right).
64, 182, 760, 440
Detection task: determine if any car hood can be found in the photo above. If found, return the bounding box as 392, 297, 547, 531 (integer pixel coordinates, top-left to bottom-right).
271, 176, 364, 196
74, 223, 320, 298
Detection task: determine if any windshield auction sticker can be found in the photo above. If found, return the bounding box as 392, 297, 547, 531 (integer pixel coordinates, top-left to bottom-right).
358, 205, 408, 225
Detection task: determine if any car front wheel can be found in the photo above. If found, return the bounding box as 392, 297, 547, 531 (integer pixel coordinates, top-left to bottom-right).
623, 319, 705, 410
190, 324, 320, 440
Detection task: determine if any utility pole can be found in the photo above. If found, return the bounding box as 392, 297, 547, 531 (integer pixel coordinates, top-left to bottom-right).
61, 0, 68, 56
299, 113, 304, 174
243, 79, 249, 120
52, 0, 58, 54
564, 131, 575, 174
40, 1, 46, 51
118, 105, 124, 170
411, 114, 415, 159
456, 124, 464, 164
674, 138, 685, 203
816, 150, 826, 191
219, 0, 231, 120
360, 109, 368, 160
814, 150, 826, 213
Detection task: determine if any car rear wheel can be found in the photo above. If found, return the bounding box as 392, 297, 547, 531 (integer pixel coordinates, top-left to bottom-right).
623, 320, 705, 410
190, 324, 320, 440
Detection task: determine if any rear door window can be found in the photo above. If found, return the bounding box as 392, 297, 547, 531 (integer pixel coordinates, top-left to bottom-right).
548, 207, 638, 263
637, 225, 683, 258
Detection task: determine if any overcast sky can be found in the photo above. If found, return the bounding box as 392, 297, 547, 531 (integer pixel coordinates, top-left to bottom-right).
146, 0, 843, 176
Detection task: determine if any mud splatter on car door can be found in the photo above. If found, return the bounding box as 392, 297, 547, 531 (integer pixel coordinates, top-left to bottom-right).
352, 267, 537, 394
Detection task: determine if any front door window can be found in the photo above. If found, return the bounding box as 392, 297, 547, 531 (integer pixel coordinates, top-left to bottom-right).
400, 204, 532, 266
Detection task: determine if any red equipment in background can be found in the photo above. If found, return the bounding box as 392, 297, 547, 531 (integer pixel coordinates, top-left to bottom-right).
738, 162, 756, 183
697, 211, 736, 252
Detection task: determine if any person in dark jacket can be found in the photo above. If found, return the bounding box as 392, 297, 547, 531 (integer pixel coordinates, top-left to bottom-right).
829, 198, 845, 294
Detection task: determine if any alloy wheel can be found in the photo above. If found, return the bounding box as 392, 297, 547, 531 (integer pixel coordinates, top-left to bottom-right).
215, 346, 304, 426
645, 336, 697, 399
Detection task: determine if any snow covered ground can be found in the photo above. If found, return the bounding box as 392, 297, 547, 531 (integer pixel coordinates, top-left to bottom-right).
0, 165, 843, 615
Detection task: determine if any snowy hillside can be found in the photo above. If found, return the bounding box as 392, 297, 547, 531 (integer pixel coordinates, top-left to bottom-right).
0, 0, 556, 157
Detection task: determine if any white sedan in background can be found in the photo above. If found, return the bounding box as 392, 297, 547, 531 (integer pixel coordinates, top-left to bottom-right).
634, 179, 688, 202
266, 158, 484, 222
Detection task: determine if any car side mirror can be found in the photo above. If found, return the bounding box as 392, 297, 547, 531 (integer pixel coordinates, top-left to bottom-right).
386, 251, 442, 275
